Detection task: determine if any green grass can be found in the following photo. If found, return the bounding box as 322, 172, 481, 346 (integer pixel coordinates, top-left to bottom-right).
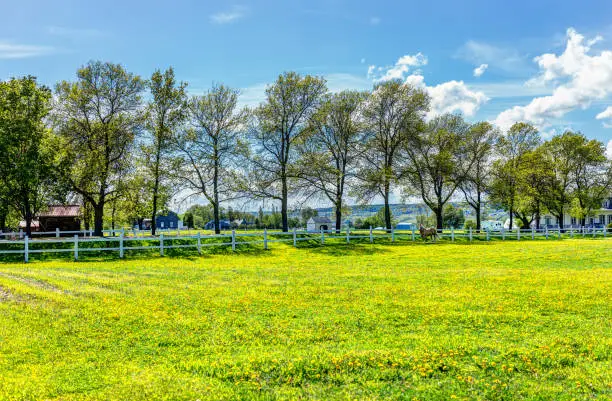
0, 240, 610, 400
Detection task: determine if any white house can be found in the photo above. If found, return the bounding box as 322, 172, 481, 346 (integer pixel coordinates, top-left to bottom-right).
307, 216, 332, 232
537, 196, 612, 228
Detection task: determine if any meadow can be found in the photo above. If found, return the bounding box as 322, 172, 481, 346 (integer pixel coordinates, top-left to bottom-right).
0, 239, 610, 400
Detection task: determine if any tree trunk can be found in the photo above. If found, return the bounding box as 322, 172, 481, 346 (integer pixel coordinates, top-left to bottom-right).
335, 201, 342, 234
281, 174, 289, 232
475, 191, 482, 231
213, 202, 220, 235
383, 181, 391, 230
0, 212, 6, 232
435, 208, 443, 230
558, 211, 564, 231
508, 204, 514, 230
151, 191, 158, 236
24, 210, 33, 238
93, 201, 104, 236
213, 156, 220, 234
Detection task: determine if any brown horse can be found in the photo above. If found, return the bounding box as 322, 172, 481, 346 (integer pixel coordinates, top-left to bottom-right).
419, 224, 438, 241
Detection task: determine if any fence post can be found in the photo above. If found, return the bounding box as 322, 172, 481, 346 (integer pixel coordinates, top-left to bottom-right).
369, 226, 373, 243
604, 227, 607, 238
24, 235, 29, 263
469, 227, 473, 242
451, 226, 455, 242
197, 232, 201, 255
346, 226, 350, 244
263, 228, 268, 250
19, 229, 23, 239
592, 226, 596, 238
119, 232, 124, 258
56, 228, 60, 238
532, 227, 535, 240
74, 234, 79, 261
293, 227, 297, 247
160, 233, 164, 256
232, 229, 236, 252
501, 227, 505, 240
391, 228, 395, 242
89, 229, 93, 237
558, 227, 562, 240
412, 229, 415, 242
517, 228, 520, 241
321, 227, 325, 244
545, 226, 549, 240
486, 228, 490, 241
570, 227, 573, 238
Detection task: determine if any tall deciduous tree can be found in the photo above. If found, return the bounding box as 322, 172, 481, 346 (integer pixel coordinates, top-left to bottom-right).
492, 122, 540, 229
358, 80, 429, 230
144, 67, 187, 235
54, 61, 144, 236
174, 84, 248, 234
246, 72, 327, 232
297, 90, 367, 232
459, 121, 498, 231
403, 114, 473, 229
0, 76, 54, 236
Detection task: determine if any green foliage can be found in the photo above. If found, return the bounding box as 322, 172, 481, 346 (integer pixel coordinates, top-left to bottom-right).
0, 76, 55, 235
442, 204, 465, 228
463, 219, 477, 230
354, 207, 394, 229
0, 240, 609, 399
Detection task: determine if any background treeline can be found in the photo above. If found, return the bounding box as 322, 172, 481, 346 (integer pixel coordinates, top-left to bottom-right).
1, 62, 611, 236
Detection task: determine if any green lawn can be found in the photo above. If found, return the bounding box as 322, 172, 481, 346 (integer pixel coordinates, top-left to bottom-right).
0, 240, 610, 400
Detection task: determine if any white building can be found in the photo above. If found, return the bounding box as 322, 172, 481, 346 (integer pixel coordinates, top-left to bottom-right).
537, 196, 612, 228
307, 216, 333, 232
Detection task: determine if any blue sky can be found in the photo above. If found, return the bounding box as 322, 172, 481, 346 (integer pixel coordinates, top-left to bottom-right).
1, 0, 611, 151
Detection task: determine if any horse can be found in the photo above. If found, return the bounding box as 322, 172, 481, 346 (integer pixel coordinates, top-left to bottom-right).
419, 224, 438, 242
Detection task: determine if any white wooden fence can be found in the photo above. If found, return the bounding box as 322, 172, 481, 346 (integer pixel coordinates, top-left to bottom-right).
0, 226, 609, 263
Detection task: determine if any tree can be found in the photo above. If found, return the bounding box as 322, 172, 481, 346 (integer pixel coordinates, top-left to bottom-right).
358, 79, 429, 230
513, 149, 555, 229
174, 84, 248, 234
459, 122, 498, 231
54, 61, 144, 236
245, 72, 327, 232
0, 76, 54, 236
492, 122, 540, 229
297, 90, 367, 232
442, 204, 465, 229
563, 133, 611, 225
403, 114, 473, 229
300, 207, 318, 226
144, 67, 187, 235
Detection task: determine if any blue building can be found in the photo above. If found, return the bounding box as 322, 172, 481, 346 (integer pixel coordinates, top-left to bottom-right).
204, 220, 232, 230
142, 211, 181, 230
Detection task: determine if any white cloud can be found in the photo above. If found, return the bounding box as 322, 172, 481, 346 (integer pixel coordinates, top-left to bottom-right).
596, 106, 612, 120
367, 53, 488, 118
606, 140, 612, 159
210, 6, 247, 24
0, 41, 54, 59
494, 28, 612, 130
368, 52, 427, 82
473, 63, 488, 77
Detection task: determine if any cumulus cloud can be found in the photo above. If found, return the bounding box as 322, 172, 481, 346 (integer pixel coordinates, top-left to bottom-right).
606, 140, 612, 159
0, 41, 54, 59
596, 106, 612, 120
367, 52, 427, 82
473, 63, 488, 77
494, 28, 612, 130
210, 6, 247, 24
368, 53, 488, 118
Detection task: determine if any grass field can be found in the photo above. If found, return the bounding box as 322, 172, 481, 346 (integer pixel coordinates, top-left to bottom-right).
0, 240, 610, 400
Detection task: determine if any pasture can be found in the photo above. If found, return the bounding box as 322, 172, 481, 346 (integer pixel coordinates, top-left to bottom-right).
0, 239, 610, 400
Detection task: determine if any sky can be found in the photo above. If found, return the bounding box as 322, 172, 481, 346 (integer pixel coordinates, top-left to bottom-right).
1, 0, 612, 209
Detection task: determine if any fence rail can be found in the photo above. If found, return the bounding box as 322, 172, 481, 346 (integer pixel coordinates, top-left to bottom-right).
1, 226, 609, 263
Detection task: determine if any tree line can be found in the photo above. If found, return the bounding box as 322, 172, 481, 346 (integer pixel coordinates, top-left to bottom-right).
1, 61, 610, 236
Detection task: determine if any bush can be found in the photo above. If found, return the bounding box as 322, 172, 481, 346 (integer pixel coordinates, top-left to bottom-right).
464, 220, 477, 230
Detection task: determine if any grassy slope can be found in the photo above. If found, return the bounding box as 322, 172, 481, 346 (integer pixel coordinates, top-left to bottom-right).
0, 240, 610, 400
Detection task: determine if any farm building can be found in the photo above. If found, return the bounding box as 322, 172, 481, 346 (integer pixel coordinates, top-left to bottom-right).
395, 222, 415, 230
142, 211, 181, 230
19, 205, 81, 233
307, 216, 332, 232
537, 196, 612, 228
204, 220, 232, 230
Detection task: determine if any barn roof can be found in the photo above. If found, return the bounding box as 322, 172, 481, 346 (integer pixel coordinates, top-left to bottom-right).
309, 216, 332, 224
38, 205, 81, 218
